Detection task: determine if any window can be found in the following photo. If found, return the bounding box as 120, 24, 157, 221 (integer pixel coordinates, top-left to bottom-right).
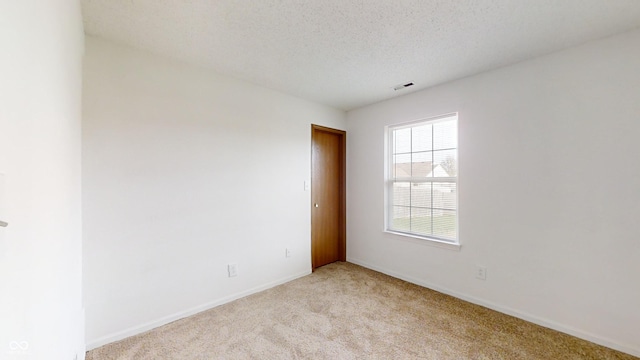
386, 113, 458, 243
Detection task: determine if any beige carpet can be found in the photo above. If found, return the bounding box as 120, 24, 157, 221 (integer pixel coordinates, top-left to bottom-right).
86, 262, 637, 359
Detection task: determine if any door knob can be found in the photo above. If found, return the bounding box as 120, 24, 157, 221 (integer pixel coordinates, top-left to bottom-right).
0, 220, 7, 227
314, 203, 319, 208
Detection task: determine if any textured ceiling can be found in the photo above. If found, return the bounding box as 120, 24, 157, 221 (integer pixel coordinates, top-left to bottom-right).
82, 0, 640, 110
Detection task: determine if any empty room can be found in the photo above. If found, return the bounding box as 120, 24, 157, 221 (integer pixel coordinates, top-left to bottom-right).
1, 0, 640, 359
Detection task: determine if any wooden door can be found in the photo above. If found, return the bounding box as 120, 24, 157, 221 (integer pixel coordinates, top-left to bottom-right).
311, 125, 346, 270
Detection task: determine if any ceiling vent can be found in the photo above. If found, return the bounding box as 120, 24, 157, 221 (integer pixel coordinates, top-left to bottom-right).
393, 82, 414, 91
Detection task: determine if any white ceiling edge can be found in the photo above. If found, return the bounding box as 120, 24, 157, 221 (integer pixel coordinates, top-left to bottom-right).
81, 0, 640, 111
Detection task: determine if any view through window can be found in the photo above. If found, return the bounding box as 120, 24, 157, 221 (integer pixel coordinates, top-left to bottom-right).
387, 114, 458, 242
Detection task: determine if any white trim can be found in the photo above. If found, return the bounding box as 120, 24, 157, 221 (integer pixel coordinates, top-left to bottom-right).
78, 307, 86, 360
85, 270, 312, 351
392, 176, 457, 183
384, 230, 461, 250
385, 114, 459, 241
388, 112, 458, 129
347, 258, 640, 358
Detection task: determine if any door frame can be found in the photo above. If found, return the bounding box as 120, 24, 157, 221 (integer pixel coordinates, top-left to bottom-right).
311, 124, 347, 270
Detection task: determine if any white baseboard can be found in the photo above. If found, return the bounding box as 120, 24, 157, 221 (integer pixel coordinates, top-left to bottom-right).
78, 307, 86, 360
347, 257, 640, 358
85, 270, 311, 351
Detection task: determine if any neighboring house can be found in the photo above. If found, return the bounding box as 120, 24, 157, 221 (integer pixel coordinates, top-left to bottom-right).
392, 162, 456, 218
394, 161, 452, 178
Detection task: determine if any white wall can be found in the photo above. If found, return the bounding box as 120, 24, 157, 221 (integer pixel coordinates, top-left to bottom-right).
0, 1, 84, 360
347, 29, 640, 356
82, 36, 346, 348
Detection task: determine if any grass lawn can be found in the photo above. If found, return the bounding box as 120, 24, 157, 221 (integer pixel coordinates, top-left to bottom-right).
391, 213, 456, 240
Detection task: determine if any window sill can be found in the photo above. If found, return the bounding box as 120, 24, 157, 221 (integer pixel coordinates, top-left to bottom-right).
384, 230, 461, 251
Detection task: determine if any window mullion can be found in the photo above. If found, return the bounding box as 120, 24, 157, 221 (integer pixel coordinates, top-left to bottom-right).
431, 122, 435, 236
387, 114, 458, 243
409, 127, 413, 233
395, 177, 456, 183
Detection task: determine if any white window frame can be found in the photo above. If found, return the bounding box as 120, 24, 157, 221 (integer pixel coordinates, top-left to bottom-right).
384, 113, 460, 248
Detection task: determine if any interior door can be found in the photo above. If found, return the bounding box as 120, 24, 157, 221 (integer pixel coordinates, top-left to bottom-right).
311, 125, 346, 270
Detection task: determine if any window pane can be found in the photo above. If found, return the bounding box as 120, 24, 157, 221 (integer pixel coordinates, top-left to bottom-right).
410, 182, 432, 208
433, 149, 457, 177
432, 210, 457, 240
394, 154, 411, 178
394, 128, 411, 154
411, 151, 432, 177
411, 207, 432, 236
411, 124, 432, 152
391, 206, 410, 232
388, 114, 457, 242
433, 119, 457, 150
393, 182, 410, 206
433, 182, 456, 210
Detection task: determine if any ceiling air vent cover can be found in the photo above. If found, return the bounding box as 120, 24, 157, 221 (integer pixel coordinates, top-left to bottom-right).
393, 82, 414, 91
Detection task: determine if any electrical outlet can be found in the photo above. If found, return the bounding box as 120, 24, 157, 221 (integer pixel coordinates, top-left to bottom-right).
285, 248, 292, 258
228, 263, 238, 277
476, 266, 487, 280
